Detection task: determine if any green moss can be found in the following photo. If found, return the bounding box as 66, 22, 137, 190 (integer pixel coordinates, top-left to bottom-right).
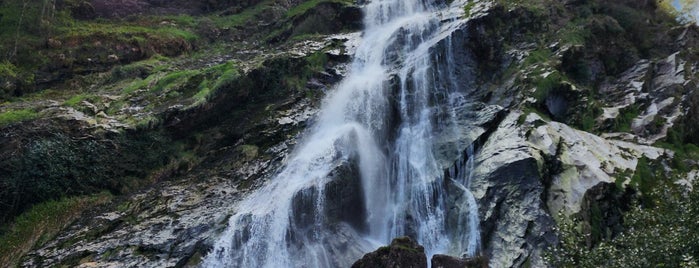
189, 62, 239, 107
122, 73, 162, 94
0, 109, 39, 126
151, 70, 196, 93
523, 49, 553, 67
63, 93, 89, 107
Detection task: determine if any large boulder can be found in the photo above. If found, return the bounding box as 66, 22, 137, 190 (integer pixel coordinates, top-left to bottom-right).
431, 254, 488, 268
352, 237, 427, 268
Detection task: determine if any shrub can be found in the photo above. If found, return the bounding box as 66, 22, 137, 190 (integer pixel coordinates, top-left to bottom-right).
0, 192, 112, 268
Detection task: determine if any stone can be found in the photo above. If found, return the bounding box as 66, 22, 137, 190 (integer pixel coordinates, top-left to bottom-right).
351, 237, 427, 268
431, 254, 488, 268
470, 112, 556, 268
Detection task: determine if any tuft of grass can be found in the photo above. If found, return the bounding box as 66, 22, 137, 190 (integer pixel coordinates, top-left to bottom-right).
0, 192, 113, 268
464, 1, 477, 17
63, 93, 90, 107
190, 62, 239, 107
151, 70, 196, 93
0, 109, 39, 126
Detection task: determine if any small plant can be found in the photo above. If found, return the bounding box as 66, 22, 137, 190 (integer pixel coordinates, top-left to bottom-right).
464, 1, 477, 17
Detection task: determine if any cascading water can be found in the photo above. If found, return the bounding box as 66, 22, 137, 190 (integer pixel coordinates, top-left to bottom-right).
203, 0, 483, 267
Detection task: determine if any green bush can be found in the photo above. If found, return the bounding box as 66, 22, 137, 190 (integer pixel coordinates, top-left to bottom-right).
547, 181, 699, 268
0, 192, 112, 268
0, 131, 176, 225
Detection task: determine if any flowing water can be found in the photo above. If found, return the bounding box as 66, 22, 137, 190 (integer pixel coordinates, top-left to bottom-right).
204, 0, 482, 267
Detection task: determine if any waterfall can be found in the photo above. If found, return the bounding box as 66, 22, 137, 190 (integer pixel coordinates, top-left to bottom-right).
203, 0, 482, 267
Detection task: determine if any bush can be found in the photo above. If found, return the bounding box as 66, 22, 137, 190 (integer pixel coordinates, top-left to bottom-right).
0, 131, 176, 225
0, 192, 112, 268
547, 180, 699, 267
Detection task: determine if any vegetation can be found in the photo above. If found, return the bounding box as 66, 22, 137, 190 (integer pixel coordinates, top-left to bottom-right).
0, 192, 112, 268
0, 131, 178, 225
463, 1, 477, 17
547, 181, 699, 268
0, 108, 39, 126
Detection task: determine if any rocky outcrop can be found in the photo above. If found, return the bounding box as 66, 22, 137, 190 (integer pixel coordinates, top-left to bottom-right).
469, 112, 556, 268
431, 254, 488, 268
352, 238, 488, 268
351, 237, 427, 268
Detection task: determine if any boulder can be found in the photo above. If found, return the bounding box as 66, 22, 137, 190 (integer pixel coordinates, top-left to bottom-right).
352, 237, 427, 268
431, 254, 488, 268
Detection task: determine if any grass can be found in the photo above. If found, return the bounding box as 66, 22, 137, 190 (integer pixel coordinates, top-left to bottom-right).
207, 0, 276, 29
0, 109, 39, 126
555, 19, 591, 46
523, 48, 553, 67
463, 1, 477, 17
612, 104, 641, 132
0, 192, 113, 268
533, 71, 564, 102
122, 73, 162, 94
150, 70, 196, 93
190, 62, 239, 107
63, 93, 91, 107
286, 0, 354, 18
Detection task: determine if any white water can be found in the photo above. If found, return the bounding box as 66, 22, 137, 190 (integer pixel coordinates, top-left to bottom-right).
203, 0, 482, 267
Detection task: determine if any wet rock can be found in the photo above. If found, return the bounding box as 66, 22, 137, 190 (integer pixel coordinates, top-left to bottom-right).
431, 254, 488, 268
352, 237, 427, 268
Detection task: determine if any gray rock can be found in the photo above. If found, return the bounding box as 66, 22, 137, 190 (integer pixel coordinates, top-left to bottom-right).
471, 112, 556, 268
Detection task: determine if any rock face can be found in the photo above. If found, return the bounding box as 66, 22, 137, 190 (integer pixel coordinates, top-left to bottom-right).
351, 237, 427, 268
470, 112, 557, 268
7, 0, 699, 267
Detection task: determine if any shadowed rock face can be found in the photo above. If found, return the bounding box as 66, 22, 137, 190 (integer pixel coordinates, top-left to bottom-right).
352, 237, 427, 268
432, 254, 489, 268
352, 238, 489, 268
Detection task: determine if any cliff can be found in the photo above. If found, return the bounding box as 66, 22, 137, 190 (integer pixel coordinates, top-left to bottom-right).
0, 0, 698, 267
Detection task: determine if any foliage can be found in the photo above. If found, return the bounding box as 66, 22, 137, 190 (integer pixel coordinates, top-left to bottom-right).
0, 131, 177, 225
533, 71, 564, 103
547, 181, 699, 267
611, 104, 641, 132
0, 192, 112, 268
